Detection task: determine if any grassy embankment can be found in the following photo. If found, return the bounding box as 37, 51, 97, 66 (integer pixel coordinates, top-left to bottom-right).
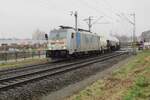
67, 50, 150, 100
0, 58, 47, 70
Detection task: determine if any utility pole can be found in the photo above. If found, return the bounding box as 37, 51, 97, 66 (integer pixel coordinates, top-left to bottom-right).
70, 11, 78, 32
130, 13, 136, 55
84, 16, 93, 32
74, 11, 78, 32
121, 13, 136, 55
84, 16, 104, 32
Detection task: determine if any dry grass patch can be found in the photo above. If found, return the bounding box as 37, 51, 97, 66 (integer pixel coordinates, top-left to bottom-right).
66, 51, 150, 100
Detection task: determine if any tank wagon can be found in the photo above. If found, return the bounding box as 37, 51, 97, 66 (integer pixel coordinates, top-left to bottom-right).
46, 26, 120, 59
107, 36, 120, 51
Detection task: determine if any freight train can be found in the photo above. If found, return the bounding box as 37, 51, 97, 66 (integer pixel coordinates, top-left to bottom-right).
46, 26, 120, 59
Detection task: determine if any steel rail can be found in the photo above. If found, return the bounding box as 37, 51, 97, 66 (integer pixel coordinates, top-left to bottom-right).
0, 53, 113, 77
0, 54, 105, 76
0, 52, 127, 91
0, 52, 116, 81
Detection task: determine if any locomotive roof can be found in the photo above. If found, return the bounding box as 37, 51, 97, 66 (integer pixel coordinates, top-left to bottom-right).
78, 28, 91, 32
59, 25, 91, 33
59, 26, 75, 30
50, 26, 98, 36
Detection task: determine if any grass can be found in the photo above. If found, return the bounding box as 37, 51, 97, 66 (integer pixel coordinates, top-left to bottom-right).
0, 58, 47, 70
124, 75, 150, 100
66, 50, 150, 100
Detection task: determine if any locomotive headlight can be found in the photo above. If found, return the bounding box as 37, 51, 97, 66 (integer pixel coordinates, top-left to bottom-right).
48, 46, 52, 50
49, 47, 52, 50
62, 46, 66, 49
48, 44, 52, 50
63, 46, 66, 49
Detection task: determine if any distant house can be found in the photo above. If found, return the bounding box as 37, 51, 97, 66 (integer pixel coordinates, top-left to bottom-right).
32, 29, 46, 40
141, 30, 150, 49
141, 30, 150, 42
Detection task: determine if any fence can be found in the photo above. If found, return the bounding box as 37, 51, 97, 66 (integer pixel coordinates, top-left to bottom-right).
0, 50, 46, 63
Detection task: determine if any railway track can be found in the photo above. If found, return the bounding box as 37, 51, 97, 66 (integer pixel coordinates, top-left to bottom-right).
0, 52, 112, 77
0, 51, 128, 91
0, 58, 67, 76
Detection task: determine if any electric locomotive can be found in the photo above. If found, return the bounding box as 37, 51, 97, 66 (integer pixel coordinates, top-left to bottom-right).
46, 26, 120, 59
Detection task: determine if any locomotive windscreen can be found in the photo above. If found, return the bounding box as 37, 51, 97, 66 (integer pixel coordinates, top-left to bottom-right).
49, 30, 67, 40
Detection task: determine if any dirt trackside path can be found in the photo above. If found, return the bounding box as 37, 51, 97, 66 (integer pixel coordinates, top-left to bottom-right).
66, 50, 150, 100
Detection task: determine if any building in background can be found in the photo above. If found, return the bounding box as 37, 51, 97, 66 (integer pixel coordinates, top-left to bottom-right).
32, 29, 46, 40
141, 30, 150, 42
141, 30, 150, 49
0, 29, 48, 51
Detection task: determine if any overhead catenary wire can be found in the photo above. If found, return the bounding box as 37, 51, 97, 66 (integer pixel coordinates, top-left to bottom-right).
37, 0, 116, 25
85, 0, 119, 21
90, 0, 134, 24
75, 0, 115, 21
92, 0, 135, 35
37, 0, 134, 36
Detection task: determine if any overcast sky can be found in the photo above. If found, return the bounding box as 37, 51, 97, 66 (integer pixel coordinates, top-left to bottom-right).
0, 0, 149, 39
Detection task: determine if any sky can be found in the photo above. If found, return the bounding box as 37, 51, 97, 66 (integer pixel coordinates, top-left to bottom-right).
0, 0, 149, 39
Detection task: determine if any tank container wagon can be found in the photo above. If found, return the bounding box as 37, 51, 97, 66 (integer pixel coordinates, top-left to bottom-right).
106, 36, 120, 51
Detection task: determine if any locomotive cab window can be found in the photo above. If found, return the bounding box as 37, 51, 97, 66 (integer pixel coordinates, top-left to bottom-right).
71, 33, 75, 38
